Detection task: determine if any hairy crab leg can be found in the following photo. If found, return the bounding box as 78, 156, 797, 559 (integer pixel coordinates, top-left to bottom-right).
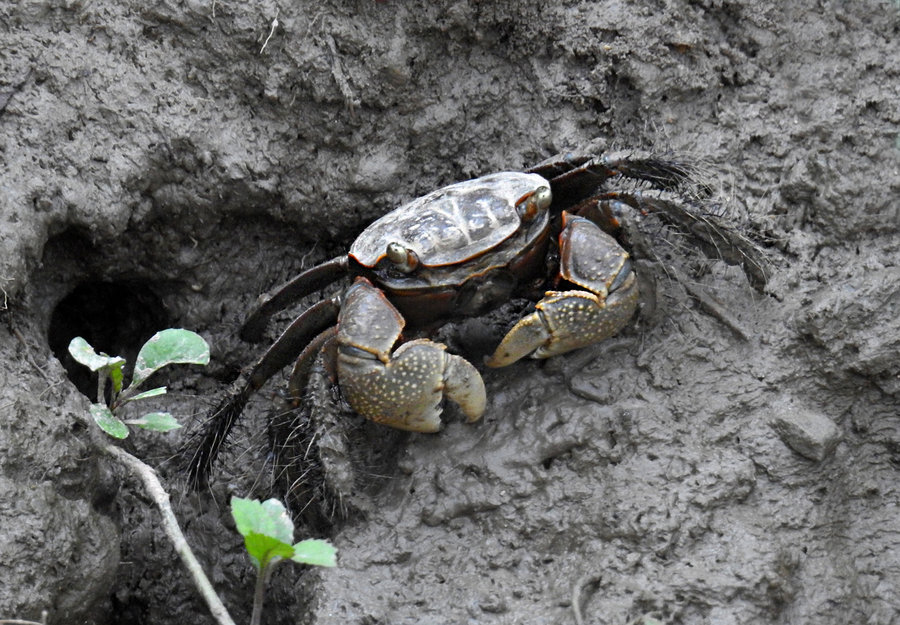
594, 192, 769, 291
530, 154, 768, 290
188, 296, 341, 487
241, 255, 349, 343
527, 154, 700, 207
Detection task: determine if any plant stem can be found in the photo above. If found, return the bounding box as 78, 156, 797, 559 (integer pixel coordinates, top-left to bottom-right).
249, 560, 276, 625
249, 567, 266, 625
112, 382, 140, 409
96, 372, 106, 405
102, 444, 237, 625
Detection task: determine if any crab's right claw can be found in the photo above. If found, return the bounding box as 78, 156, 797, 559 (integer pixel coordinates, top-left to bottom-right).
487, 213, 639, 368
485, 287, 636, 368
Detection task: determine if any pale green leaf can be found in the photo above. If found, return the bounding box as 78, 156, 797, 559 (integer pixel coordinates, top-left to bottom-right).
291, 539, 337, 567
126, 386, 168, 402
127, 412, 181, 432
90, 403, 129, 439
68, 337, 125, 373
131, 329, 210, 388
231, 497, 300, 569
231, 497, 294, 545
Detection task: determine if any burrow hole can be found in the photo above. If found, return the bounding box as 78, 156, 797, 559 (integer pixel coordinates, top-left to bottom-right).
48, 281, 171, 400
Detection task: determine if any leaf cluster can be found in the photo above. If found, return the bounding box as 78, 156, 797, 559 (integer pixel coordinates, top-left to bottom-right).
68, 329, 210, 438
67, 328, 336, 625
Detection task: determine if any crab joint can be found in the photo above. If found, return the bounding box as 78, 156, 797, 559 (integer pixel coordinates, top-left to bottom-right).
516, 186, 552, 221
386, 242, 420, 273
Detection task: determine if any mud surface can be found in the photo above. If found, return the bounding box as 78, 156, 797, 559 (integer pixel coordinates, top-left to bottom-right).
1, 1, 899, 624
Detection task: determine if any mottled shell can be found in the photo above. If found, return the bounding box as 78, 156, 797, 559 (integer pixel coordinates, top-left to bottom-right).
349, 172, 550, 268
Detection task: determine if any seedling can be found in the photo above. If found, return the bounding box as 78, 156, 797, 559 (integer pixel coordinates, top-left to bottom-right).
69, 329, 238, 625
67, 329, 210, 438
67, 329, 337, 625
231, 497, 336, 625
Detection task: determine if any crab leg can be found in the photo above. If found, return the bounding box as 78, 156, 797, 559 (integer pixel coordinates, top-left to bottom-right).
241, 255, 349, 342
188, 296, 341, 487
288, 325, 338, 403
598, 192, 769, 291
527, 153, 699, 207
337, 278, 486, 432
486, 213, 639, 367
531, 154, 768, 290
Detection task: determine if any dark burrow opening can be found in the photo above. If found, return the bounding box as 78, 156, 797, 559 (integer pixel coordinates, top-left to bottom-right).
48, 280, 171, 400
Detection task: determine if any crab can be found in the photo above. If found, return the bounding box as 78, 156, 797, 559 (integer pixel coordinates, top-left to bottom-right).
189, 153, 766, 484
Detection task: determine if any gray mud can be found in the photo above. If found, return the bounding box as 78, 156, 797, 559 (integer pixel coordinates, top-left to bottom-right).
1, 1, 899, 624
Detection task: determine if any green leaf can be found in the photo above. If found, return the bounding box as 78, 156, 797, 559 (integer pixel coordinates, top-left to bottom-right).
231, 497, 296, 569
126, 386, 168, 402
90, 403, 129, 439
131, 329, 210, 388
108, 360, 125, 394
127, 412, 181, 432
291, 539, 337, 567
243, 533, 296, 569
68, 337, 126, 373
231, 497, 294, 543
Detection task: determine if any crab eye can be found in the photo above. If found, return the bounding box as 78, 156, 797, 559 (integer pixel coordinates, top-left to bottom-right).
516, 186, 552, 221
386, 242, 419, 273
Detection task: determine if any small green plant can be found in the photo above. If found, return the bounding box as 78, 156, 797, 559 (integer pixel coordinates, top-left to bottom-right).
66, 328, 337, 625
68, 328, 210, 438
68, 328, 239, 624
231, 497, 336, 625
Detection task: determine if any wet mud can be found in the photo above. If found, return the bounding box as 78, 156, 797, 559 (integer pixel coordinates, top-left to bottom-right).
1, 1, 898, 624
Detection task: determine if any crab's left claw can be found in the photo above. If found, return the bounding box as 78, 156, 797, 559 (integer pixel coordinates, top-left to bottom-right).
337, 278, 486, 432
486, 213, 639, 367
484, 289, 636, 367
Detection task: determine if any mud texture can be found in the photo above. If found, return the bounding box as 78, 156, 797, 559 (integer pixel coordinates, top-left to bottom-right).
1, 1, 899, 624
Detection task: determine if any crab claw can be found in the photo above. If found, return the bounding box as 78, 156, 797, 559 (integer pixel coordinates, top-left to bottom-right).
486, 214, 638, 367
337, 278, 486, 432
484, 289, 635, 367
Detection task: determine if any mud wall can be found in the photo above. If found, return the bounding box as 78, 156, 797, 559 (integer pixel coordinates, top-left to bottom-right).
1, 1, 898, 624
